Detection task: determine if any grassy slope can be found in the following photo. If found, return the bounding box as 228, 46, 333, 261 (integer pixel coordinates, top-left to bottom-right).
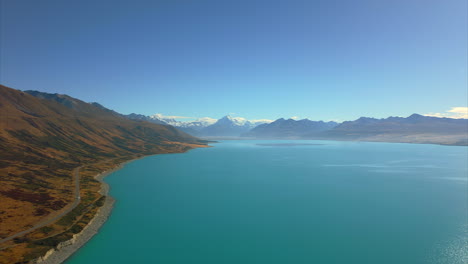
0, 85, 207, 263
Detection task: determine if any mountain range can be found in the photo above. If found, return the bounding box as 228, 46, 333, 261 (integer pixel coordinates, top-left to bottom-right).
244, 114, 467, 146
127, 113, 272, 137
244, 118, 338, 138
126, 111, 467, 146
313, 114, 468, 145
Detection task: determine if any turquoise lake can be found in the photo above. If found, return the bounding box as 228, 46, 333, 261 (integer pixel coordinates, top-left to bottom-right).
67, 140, 467, 264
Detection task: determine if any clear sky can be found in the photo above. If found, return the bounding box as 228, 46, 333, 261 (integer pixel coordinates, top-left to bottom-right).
1, 0, 466, 121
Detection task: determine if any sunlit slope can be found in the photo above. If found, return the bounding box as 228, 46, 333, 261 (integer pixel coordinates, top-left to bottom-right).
0, 84, 206, 239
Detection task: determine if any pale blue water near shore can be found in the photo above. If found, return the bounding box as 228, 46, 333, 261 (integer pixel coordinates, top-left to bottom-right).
67, 140, 467, 264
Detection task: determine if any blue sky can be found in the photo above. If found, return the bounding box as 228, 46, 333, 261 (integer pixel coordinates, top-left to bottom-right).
1, 0, 466, 121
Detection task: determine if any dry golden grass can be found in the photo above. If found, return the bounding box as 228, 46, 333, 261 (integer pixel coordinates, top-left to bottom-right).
0, 85, 209, 262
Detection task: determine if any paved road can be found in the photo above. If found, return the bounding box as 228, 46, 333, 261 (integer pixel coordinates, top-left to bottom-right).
0, 166, 82, 244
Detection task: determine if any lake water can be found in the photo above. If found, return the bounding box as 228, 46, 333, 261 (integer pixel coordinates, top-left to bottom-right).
67, 140, 467, 264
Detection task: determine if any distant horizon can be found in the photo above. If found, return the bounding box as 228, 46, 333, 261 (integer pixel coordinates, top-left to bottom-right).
141, 110, 468, 124
5, 81, 467, 122
8, 84, 468, 122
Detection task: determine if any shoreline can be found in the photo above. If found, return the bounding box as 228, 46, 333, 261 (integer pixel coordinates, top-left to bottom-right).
32, 158, 137, 264
32, 145, 207, 264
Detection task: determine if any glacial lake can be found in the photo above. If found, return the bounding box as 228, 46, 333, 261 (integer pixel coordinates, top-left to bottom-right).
67, 140, 467, 264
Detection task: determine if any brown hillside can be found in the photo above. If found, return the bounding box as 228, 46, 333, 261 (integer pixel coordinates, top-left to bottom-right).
0, 85, 207, 263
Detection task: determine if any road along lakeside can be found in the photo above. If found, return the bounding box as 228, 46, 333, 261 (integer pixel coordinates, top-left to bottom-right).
32, 159, 133, 264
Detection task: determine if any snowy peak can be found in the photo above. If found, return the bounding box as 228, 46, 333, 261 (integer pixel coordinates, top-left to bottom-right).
126, 113, 273, 137
149, 114, 180, 126
217, 115, 273, 127
143, 114, 216, 128
195, 117, 218, 126
178, 117, 217, 128
197, 115, 273, 137
217, 115, 250, 127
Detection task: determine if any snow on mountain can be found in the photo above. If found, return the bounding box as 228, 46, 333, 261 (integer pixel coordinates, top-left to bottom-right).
250, 119, 274, 126
147, 114, 270, 129
128, 113, 274, 137
223, 115, 249, 126
147, 114, 217, 128
214, 115, 273, 128
148, 114, 178, 126
179, 117, 217, 128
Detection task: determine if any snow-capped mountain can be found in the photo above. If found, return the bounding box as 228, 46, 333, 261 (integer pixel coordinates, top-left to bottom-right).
126, 112, 468, 144
148, 114, 180, 126
147, 114, 217, 129
212, 115, 272, 128
201, 115, 252, 136
199, 115, 273, 137
126, 113, 272, 137
179, 117, 218, 128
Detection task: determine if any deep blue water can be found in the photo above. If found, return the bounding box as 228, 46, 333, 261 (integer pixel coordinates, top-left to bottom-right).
67, 140, 467, 264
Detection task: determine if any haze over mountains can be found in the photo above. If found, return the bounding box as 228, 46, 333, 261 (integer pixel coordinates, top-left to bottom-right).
18, 88, 468, 146
127, 113, 272, 137
315, 114, 468, 145
128, 112, 467, 146
245, 118, 339, 138
243, 114, 467, 146
4, 87, 468, 149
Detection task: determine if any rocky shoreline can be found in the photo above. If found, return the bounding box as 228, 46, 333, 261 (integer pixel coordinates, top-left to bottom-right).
32, 162, 128, 264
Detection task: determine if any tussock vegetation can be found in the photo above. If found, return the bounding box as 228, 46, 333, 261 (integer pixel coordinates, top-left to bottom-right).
0, 85, 208, 263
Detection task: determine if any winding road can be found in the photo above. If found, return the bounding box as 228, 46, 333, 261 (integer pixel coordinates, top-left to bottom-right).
0, 166, 82, 244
